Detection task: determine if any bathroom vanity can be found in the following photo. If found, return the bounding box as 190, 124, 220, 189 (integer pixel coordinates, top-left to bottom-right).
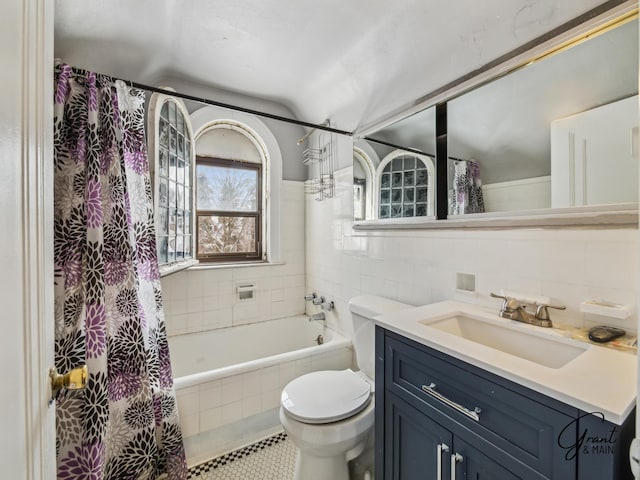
373, 301, 636, 479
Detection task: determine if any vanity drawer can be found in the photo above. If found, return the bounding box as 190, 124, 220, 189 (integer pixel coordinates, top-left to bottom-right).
384, 333, 577, 478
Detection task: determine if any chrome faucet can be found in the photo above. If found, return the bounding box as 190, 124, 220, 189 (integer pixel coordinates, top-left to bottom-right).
309, 312, 325, 322
490, 293, 565, 328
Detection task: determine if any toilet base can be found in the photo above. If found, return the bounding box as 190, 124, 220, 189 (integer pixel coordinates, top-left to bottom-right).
279, 386, 376, 480
293, 449, 350, 480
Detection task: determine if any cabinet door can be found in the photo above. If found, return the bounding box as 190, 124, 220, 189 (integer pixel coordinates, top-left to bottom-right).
386, 393, 452, 480
454, 438, 523, 480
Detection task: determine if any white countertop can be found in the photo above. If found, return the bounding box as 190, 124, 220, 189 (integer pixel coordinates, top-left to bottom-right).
374, 300, 637, 425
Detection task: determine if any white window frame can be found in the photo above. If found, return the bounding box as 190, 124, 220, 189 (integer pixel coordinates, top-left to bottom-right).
190, 106, 284, 265
147, 92, 198, 275
353, 146, 376, 220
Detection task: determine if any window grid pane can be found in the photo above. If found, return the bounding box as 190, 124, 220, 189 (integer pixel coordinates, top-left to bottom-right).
154, 100, 194, 267
177, 133, 185, 160
379, 156, 429, 218
197, 215, 258, 255
195, 157, 262, 262
196, 164, 258, 212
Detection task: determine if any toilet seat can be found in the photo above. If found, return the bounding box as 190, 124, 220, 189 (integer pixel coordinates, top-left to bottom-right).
281, 369, 371, 424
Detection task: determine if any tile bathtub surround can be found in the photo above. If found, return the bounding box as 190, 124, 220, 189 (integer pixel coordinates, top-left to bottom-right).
176, 347, 353, 465
306, 168, 638, 336
162, 181, 305, 336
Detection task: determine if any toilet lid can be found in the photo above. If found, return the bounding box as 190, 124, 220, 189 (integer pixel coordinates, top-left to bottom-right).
281, 369, 371, 424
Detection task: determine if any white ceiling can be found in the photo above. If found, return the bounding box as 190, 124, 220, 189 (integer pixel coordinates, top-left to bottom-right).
54, 0, 609, 131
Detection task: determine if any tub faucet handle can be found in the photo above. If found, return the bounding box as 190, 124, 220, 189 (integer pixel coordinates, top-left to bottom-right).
312, 296, 325, 305
304, 293, 317, 301
321, 301, 334, 311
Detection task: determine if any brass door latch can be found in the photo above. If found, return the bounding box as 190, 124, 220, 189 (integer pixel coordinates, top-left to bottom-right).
49, 365, 88, 401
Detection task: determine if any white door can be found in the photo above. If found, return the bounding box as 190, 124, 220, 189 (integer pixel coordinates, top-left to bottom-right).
0, 0, 57, 478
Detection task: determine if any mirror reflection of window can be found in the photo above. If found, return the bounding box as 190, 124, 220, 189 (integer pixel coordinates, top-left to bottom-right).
376, 150, 435, 219
356, 15, 638, 223
353, 147, 376, 220
353, 178, 366, 221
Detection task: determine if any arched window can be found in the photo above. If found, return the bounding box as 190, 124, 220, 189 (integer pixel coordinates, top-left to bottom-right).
147, 93, 195, 271
190, 106, 285, 265
376, 150, 435, 218
149, 101, 282, 271
194, 123, 267, 262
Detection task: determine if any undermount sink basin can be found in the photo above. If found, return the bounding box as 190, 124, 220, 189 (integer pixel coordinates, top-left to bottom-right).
423, 314, 589, 369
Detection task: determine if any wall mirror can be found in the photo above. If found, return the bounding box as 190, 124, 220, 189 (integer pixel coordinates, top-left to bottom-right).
354, 8, 639, 226
354, 106, 436, 221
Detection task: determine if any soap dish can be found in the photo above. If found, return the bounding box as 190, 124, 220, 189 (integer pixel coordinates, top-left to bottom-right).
580, 300, 632, 320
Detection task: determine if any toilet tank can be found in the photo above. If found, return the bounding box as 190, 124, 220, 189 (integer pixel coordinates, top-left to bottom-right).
348, 295, 411, 379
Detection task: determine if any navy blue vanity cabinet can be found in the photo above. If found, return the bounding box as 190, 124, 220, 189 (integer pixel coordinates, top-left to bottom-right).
384, 391, 453, 479
384, 391, 525, 479
374, 326, 635, 480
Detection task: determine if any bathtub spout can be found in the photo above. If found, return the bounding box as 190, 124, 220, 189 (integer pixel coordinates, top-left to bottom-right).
309, 312, 325, 321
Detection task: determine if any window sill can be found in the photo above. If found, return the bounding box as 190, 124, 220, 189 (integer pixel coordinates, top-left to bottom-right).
188, 260, 285, 271
159, 259, 200, 277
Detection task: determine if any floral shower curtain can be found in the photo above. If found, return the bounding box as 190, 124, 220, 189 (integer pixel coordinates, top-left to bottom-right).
53, 64, 187, 479
451, 159, 485, 215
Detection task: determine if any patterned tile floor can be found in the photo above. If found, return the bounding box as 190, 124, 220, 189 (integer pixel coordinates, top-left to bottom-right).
188, 432, 296, 480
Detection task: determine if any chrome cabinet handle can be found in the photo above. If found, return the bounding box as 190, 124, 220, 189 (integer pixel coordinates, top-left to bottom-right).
436, 443, 449, 480
450, 452, 463, 480
421, 383, 481, 422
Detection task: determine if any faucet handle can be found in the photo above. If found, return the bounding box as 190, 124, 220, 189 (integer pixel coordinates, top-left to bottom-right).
490, 292, 508, 301
312, 295, 325, 305
535, 303, 566, 321
490, 292, 522, 315
490, 292, 510, 310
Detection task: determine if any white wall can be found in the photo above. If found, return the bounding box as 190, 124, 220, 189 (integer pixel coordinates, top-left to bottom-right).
162, 181, 305, 336
482, 176, 551, 212
307, 139, 638, 341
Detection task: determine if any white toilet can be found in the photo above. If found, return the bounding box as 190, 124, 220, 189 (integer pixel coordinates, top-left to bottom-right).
279, 295, 410, 480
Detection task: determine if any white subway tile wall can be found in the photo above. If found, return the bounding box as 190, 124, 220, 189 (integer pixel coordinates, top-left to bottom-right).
307, 166, 638, 336
162, 181, 306, 336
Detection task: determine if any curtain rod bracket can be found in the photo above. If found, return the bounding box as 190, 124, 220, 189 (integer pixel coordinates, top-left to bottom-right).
296, 119, 330, 145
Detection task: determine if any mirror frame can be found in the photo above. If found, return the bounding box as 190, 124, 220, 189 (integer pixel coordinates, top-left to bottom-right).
353, 0, 638, 230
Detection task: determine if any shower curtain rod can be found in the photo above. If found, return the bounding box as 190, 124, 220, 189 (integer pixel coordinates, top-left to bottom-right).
363, 137, 434, 158
363, 136, 473, 163
55, 64, 352, 137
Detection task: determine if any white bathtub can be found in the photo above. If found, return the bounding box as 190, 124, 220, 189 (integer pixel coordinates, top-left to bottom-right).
169, 314, 353, 465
